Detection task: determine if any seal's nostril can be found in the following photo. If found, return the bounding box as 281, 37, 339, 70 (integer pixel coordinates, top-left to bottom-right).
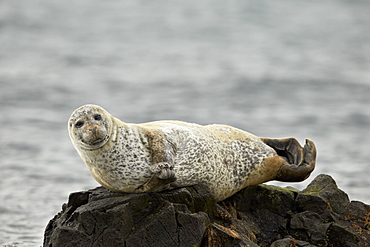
89, 127, 97, 134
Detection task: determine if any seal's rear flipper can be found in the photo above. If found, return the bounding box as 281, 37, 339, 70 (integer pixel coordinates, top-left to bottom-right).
261, 137, 304, 165
261, 137, 317, 182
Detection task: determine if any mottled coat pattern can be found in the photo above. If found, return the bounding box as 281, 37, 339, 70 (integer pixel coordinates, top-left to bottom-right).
68, 105, 316, 201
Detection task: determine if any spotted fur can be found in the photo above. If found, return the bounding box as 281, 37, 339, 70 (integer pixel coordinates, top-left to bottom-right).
68, 104, 316, 201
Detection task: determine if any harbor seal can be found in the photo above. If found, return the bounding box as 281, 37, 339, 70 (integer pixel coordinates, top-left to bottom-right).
68, 104, 316, 201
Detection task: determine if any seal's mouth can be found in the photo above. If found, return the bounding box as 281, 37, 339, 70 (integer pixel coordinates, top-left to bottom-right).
82, 135, 109, 148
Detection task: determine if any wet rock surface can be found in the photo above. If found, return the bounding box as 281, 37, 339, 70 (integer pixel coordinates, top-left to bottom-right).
43, 174, 369, 247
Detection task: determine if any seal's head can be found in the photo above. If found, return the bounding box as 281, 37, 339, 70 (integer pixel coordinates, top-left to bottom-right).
68, 104, 113, 150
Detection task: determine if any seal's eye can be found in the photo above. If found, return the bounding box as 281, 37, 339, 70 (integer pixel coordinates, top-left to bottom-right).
75, 121, 84, 128
94, 114, 102, 121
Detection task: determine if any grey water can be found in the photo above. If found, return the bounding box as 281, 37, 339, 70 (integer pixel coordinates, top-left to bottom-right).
1, 0, 369, 246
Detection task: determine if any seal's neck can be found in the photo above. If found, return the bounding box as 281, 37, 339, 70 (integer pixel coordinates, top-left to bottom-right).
110, 117, 120, 142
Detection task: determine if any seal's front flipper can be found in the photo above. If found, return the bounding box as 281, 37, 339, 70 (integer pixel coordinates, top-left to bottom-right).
149, 162, 176, 180
138, 174, 176, 193
137, 162, 176, 192
261, 137, 317, 182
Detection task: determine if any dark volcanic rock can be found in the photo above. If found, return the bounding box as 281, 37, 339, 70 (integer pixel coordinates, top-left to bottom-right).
43, 174, 370, 247
43, 185, 214, 247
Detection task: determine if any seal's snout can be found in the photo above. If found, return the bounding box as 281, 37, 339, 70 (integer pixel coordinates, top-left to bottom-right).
89, 126, 98, 135
85, 124, 103, 139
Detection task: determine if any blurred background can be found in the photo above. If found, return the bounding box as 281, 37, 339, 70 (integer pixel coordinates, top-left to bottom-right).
0, 0, 369, 246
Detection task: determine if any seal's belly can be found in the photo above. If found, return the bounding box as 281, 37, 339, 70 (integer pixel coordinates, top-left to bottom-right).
166, 124, 276, 195
88, 158, 153, 192
174, 139, 275, 182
